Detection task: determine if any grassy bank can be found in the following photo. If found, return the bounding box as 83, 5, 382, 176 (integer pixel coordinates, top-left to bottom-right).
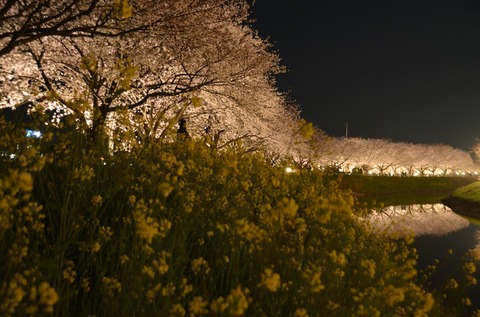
442, 181, 480, 220
339, 174, 477, 206
450, 181, 480, 203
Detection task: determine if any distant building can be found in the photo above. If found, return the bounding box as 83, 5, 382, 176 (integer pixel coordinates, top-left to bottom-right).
0, 103, 63, 139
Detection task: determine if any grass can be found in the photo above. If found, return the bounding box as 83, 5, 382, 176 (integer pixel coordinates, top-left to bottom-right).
451, 181, 480, 204
441, 181, 480, 220
339, 174, 477, 206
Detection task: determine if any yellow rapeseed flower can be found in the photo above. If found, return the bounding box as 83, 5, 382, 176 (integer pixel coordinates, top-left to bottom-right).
463, 261, 476, 275
17, 171, 33, 192
153, 256, 169, 275
181, 278, 193, 297
158, 182, 174, 198
259, 268, 281, 292
101, 277, 122, 298
72, 166, 95, 182
134, 212, 160, 244
277, 197, 298, 218
445, 278, 459, 290
142, 265, 155, 279
302, 266, 325, 293
0, 273, 27, 314
210, 286, 249, 316
120, 255, 130, 264
91, 195, 103, 207
37, 282, 59, 314
188, 296, 209, 316
294, 308, 309, 317
80, 277, 91, 292
191, 257, 211, 275
360, 259, 376, 279
235, 218, 266, 247
382, 285, 405, 306
329, 250, 347, 266
90, 242, 101, 253
62, 260, 77, 284
462, 297, 472, 306
146, 283, 162, 302
99, 226, 113, 240
170, 303, 186, 316
216, 222, 230, 233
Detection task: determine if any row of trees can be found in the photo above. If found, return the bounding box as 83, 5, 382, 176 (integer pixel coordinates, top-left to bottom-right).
318, 137, 478, 176
1, 0, 478, 175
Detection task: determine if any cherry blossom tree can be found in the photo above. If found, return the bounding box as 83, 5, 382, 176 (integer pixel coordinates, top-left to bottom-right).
471, 138, 480, 162
1, 0, 296, 152
318, 137, 354, 172
0, 0, 138, 57
321, 137, 478, 176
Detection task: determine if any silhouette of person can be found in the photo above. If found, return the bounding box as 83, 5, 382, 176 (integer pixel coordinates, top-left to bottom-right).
203, 125, 213, 146
177, 118, 189, 138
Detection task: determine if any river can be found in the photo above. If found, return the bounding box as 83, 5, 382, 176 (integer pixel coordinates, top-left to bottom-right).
366, 204, 480, 311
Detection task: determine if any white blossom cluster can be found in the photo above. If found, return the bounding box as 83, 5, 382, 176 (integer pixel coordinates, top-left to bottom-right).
0, 0, 314, 157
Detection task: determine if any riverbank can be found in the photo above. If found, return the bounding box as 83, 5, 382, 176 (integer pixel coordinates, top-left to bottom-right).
442, 181, 480, 219
339, 174, 477, 206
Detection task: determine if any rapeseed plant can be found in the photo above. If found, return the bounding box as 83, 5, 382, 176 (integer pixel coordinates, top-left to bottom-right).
0, 116, 478, 316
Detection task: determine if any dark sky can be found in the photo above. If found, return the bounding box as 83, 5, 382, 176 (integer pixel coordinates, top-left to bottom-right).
250, 0, 480, 151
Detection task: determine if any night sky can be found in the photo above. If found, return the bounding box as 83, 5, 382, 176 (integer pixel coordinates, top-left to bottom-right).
250, 0, 480, 151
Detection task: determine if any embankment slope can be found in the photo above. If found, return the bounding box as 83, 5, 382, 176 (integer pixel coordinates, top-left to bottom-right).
442, 180, 480, 218
339, 174, 476, 206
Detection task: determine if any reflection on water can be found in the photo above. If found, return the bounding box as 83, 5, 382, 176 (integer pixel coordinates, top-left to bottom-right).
413, 223, 480, 312
366, 203, 480, 311
366, 204, 470, 237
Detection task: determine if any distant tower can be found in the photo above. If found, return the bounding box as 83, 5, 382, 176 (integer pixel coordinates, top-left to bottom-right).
345, 122, 349, 138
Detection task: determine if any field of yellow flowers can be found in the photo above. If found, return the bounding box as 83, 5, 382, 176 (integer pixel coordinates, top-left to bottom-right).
0, 117, 477, 316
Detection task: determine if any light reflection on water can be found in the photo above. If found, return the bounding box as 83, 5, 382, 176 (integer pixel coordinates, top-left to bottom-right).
366, 203, 480, 311
366, 203, 471, 237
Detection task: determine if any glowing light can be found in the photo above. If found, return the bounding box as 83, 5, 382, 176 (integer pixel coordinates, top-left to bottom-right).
285, 167, 294, 173
26, 129, 42, 138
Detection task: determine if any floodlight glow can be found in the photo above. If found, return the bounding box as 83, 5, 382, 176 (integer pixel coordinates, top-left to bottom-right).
26, 130, 42, 138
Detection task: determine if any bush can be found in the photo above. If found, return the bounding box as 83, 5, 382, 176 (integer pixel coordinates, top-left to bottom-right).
0, 119, 473, 316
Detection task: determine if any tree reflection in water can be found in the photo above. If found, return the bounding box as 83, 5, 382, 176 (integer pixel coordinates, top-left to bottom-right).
366, 204, 480, 311
365, 204, 470, 237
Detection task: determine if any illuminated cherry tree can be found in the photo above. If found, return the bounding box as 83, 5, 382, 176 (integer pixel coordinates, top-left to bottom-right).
0, 0, 140, 57
0, 0, 308, 156
471, 138, 480, 162
319, 137, 478, 176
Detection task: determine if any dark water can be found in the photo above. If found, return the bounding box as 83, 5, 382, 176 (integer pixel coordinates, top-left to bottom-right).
413, 223, 480, 312
367, 204, 480, 311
